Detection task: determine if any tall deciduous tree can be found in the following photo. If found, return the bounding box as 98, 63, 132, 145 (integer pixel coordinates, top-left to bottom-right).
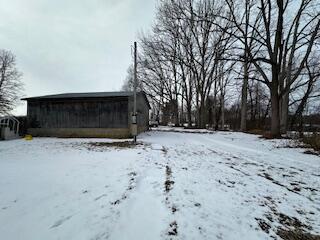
0, 50, 23, 115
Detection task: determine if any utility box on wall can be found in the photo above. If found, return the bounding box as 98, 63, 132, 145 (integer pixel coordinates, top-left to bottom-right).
131, 114, 138, 136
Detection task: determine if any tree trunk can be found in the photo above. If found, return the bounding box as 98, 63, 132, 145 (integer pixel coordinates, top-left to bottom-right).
290, 83, 313, 130
221, 95, 225, 130
181, 96, 184, 126
187, 102, 192, 127
298, 112, 304, 138
270, 85, 281, 138
215, 105, 221, 130
212, 79, 217, 129
195, 91, 200, 127
280, 91, 289, 134
174, 99, 179, 126
199, 98, 206, 128
240, 60, 248, 131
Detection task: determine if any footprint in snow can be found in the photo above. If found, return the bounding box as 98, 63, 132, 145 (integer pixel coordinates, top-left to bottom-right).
94, 194, 107, 201
50, 215, 73, 228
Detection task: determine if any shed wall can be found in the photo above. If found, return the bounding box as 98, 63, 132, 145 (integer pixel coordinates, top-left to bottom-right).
28, 98, 129, 129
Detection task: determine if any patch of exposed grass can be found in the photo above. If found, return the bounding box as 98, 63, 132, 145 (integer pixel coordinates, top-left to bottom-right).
82, 141, 142, 151
168, 221, 178, 236
277, 229, 320, 240
246, 129, 266, 135
88, 141, 141, 148
256, 218, 271, 233
302, 133, 320, 153
165, 165, 174, 193
246, 129, 282, 139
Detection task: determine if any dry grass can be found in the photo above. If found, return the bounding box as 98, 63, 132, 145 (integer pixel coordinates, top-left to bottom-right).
81, 141, 143, 151
245, 129, 277, 139
277, 229, 320, 240
87, 141, 141, 148
302, 133, 320, 152
245, 129, 266, 135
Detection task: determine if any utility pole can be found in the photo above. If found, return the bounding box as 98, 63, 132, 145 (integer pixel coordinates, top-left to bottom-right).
132, 42, 138, 143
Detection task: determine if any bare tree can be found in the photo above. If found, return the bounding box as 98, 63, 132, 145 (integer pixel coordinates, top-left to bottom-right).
223, 0, 262, 131
225, 0, 320, 137
290, 55, 320, 136
121, 64, 144, 92
0, 50, 23, 115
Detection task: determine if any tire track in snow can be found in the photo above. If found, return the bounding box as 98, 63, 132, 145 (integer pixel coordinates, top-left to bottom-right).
161, 146, 179, 239
107, 144, 168, 240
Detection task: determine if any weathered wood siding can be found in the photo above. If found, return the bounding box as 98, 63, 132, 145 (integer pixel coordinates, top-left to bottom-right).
27, 98, 129, 129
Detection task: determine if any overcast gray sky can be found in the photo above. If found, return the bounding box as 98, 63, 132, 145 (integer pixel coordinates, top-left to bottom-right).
0, 0, 156, 115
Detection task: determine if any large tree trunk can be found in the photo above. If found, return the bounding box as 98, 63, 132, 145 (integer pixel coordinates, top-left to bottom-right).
280, 91, 289, 134
270, 0, 283, 138
270, 84, 281, 138
199, 97, 206, 128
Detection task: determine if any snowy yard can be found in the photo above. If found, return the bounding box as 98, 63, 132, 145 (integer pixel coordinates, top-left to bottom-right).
0, 129, 319, 240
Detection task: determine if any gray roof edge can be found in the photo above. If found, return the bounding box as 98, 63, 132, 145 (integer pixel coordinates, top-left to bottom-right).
21, 91, 151, 108
21, 91, 144, 100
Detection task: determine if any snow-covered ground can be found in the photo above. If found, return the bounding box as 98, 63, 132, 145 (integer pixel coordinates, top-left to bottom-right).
0, 129, 319, 240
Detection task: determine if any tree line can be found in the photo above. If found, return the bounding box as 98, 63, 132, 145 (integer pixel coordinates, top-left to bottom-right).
122, 0, 320, 137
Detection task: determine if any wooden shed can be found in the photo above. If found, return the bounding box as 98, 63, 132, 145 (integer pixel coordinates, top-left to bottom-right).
22, 91, 150, 138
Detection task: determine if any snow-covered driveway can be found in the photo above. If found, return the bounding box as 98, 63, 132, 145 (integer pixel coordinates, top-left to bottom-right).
0, 130, 319, 240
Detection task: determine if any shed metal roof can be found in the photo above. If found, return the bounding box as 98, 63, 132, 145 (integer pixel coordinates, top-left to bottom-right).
22, 91, 141, 100
22, 91, 151, 108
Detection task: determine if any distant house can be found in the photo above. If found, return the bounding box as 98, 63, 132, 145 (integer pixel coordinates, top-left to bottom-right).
22, 91, 150, 138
